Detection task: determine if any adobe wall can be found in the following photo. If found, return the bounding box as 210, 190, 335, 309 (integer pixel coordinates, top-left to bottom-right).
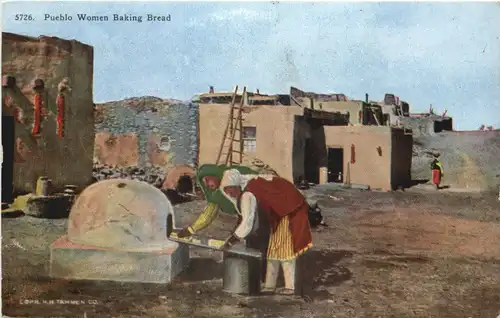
94, 97, 198, 172
400, 116, 436, 136
294, 98, 362, 125
198, 104, 303, 181
323, 126, 392, 190
2, 32, 94, 193
314, 101, 362, 124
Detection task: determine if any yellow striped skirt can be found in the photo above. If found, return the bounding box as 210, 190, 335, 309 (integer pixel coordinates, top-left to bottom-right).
267, 215, 311, 261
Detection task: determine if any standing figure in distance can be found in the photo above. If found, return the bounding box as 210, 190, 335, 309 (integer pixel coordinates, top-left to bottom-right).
430, 154, 444, 190
219, 168, 313, 296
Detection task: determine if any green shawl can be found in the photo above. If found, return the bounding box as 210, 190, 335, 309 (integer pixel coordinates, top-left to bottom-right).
196, 164, 258, 215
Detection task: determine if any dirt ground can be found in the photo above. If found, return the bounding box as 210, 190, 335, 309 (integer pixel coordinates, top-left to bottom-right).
2, 185, 500, 318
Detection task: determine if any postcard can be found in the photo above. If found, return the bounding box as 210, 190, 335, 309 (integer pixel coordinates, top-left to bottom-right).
2, 1, 500, 317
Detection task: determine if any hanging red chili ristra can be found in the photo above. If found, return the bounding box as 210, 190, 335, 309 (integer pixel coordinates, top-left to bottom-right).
32, 93, 42, 135
56, 93, 65, 138
4, 95, 11, 107
351, 144, 356, 164
14, 107, 23, 124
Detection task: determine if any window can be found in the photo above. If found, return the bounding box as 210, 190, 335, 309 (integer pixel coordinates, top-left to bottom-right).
158, 136, 172, 152
242, 126, 257, 153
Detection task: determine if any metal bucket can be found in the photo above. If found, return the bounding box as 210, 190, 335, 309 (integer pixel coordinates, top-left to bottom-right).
222, 252, 261, 295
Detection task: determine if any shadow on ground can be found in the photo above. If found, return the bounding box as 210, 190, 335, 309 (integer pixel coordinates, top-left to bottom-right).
303, 249, 353, 300
409, 179, 430, 187
162, 189, 193, 205
177, 257, 223, 282
362, 253, 432, 269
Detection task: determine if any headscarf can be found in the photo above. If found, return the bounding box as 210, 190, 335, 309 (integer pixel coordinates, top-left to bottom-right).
195, 164, 259, 215
219, 168, 275, 214
195, 164, 226, 201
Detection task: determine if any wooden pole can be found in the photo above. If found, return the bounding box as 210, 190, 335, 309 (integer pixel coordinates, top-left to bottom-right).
216, 86, 238, 164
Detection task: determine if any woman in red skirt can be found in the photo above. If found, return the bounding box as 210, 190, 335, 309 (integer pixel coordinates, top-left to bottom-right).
430, 154, 444, 190
219, 169, 312, 295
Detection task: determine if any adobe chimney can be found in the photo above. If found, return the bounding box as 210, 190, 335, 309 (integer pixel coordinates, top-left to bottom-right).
209, 86, 214, 94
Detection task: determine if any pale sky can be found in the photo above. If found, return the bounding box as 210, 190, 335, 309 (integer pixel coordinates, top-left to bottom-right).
2, 1, 500, 130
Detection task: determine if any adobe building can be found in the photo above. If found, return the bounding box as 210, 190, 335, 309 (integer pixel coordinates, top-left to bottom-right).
197, 88, 413, 191
375, 93, 453, 136
320, 125, 413, 190
2, 32, 95, 201
290, 86, 386, 126
93, 96, 199, 195
94, 97, 198, 170
197, 90, 349, 182
372, 93, 410, 126
400, 112, 453, 136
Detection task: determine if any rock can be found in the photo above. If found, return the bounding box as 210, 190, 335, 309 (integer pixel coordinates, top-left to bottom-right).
100, 169, 112, 176
24, 195, 72, 218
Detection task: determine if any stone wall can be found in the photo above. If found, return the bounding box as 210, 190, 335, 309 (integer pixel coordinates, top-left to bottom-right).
2, 32, 94, 194
94, 96, 198, 174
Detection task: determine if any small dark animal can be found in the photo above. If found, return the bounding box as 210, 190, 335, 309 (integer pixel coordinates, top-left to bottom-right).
308, 202, 327, 228
297, 179, 310, 190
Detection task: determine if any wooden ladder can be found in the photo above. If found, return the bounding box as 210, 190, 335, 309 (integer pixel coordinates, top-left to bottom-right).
216, 86, 246, 166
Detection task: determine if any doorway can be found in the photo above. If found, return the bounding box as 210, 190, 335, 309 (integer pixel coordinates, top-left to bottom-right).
304, 138, 319, 184
176, 175, 194, 194
2, 116, 15, 203
327, 148, 343, 183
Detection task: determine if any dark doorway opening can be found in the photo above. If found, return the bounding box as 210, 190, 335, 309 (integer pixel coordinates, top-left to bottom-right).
383, 114, 390, 126
304, 138, 319, 184
434, 121, 443, 133
176, 175, 194, 194
2, 116, 15, 203
327, 148, 343, 183
434, 118, 453, 133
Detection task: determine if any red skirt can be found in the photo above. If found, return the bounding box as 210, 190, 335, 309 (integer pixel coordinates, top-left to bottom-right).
432, 169, 441, 185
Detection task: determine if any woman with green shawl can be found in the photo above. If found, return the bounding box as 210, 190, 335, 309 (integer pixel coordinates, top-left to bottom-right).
177, 164, 259, 238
